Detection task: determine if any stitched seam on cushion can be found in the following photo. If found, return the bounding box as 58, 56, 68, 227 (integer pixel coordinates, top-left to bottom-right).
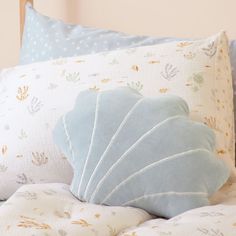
84, 97, 144, 199
78, 92, 100, 195
122, 191, 208, 206
101, 148, 209, 204
62, 115, 75, 163
89, 115, 184, 202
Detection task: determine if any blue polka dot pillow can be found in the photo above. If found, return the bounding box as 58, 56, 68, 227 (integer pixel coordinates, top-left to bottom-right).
20, 3, 168, 64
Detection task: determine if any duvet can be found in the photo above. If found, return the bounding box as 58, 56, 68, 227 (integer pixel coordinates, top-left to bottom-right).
0, 182, 235, 236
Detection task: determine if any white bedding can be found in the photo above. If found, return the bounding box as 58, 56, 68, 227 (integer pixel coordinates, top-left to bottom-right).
0, 182, 235, 235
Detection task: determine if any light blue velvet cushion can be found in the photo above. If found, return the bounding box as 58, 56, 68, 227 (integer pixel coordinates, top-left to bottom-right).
53, 87, 229, 218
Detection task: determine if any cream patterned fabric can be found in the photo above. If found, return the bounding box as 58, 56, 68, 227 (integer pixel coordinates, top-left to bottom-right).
0, 183, 236, 235
0, 31, 234, 200
0, 183, 151, 235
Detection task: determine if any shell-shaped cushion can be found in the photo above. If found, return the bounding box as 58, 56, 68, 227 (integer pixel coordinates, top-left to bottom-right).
53, 87, 229, 218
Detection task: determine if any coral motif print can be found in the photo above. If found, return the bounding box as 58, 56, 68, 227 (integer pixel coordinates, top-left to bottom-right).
131, 65, 139, 72
217, 149, 226, 155
0, 164, 7, 172
197, 227, 224, 235
16, 173, 34, 185
159, 88, 169, 93
187, 73, 204, 92
94, 213, 101, 219
65, 72, 80, 82
107, 225, 117, 236
71, 219, 91, 227
123, 232, 137, 236
177, 42, 193, 48
204, 117, 220, 131
161, 64, 179, 80
16, 86, 29, 101
1, 145, 8, 156
32, 152, 48, 166
28, 97, 43, 115
89, 86, 100, 92
18, 129, 28, 140
184, 51, 196, 60
127, 81, 143, 92
75, 59, 85, 64
148, 60, 160, 64
101, 78, 111, 84
58, 229, 68, 236
202, 41, 217, 58
16, 191, 37, 200
43, 189, 57, 195
54, 210, 71, 219
18, 216, 51, 230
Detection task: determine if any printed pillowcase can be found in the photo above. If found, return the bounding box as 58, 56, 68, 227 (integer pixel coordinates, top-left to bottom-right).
0, 31, 234, 199
21, 4, 236, 141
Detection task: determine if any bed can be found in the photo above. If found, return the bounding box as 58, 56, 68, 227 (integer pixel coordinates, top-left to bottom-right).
0, 0, 236, 235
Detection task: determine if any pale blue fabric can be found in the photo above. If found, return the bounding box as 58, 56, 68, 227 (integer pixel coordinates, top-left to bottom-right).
20, 3, 172, 64
53, 87, 230, 218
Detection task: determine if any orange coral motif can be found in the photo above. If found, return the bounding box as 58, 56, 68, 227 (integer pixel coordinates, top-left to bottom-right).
54, 210, 71, 219
131, 65, 139, 72
184, 52, 196, 60
16, 154, 23, 159
16, 86, 29, 101
76, 60, 85, 63
217, 149, 226, 155
1, 145, 7, 156
89, 86, 100, 92
159, 88, 168, 93
32, 152, 48, 166
18, 216, 51, 230
107, 225, 117, 236
149, 60, 160, 64
177, 42, 193, 48
101, 79, 111, 84
124, 232, 137, 236
204, 117, 219, 131
71, 219, 91, 227
94, 213, 100, 219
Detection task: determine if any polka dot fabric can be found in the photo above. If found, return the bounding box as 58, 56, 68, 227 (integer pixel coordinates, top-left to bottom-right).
20, 3, 172, 65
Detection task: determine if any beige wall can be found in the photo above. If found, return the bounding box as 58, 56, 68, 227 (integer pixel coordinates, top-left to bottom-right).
0, 0, 236, 69
0, 0, 20, 69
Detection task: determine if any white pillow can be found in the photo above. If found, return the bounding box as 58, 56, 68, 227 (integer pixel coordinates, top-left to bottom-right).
0, 31, 234, 199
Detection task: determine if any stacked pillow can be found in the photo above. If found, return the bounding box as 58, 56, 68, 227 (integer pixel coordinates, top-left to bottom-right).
0, 31, 234, 200
20, 4, 236, 141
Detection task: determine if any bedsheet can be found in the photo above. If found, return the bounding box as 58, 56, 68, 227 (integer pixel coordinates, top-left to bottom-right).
119, 181, 236, 236
0, 182, 236, 236
0, 183, 151, 236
